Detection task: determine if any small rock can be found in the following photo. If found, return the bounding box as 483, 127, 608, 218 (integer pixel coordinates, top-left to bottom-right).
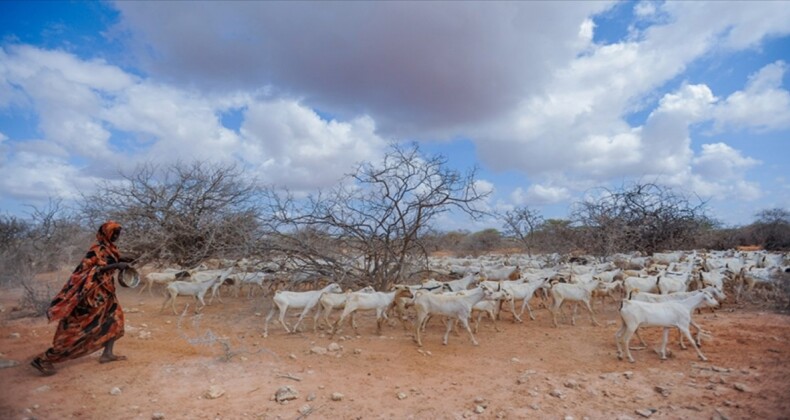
733, 383, 748, 392
306, 392, 316, 402
0, 359, 20, 369
274, 386, 299, 403
8, 333, 21, 339
623, 371, 634, 380
331, 392, 344, 401
549, 389, 565, 399
289, 353, 297, 360
635, 409, 653, 418
310, 347, 328, 355
397, 392, 407, 400
473, 397, 485, 404
564, 379, 580, 389
205, 385, 225, 399
354, 349, 362, 354
137, 331, 152, 340
564, 416, 574, 420
109, 387, 122, 396
654, 386, 671, 397
151, 413, 165, 420
298, 404, 312, 415
511, 357, 520, 363
529, 404, 540, 410
712, 366, 730, 373
474, 405, 485, 414
327, 342, 342, 352
34, 385, 51, 393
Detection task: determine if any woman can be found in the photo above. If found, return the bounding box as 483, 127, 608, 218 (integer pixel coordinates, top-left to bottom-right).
31, 221, 131, 376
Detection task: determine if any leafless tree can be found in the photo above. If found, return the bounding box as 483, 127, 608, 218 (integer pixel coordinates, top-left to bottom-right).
501, 206, 544, 256
260, 142, 490, 290
80, 161, 263, 267
749, 208, 790, 250
570, 182, 710, 256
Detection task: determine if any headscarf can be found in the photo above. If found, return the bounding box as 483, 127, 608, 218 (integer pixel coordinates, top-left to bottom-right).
47, 221, 123, 321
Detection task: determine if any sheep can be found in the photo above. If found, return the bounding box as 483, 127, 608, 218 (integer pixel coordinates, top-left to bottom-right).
263, 282, 343, 337
160, 276, 223, 315
549, 279, 601, 327
413, 284, 498, 347
313, 285, 376, 332
332, 288, 414, 335
615, 291, 719, 363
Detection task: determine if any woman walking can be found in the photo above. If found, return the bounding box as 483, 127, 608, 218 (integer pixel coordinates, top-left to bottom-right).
31, 220, 131, 376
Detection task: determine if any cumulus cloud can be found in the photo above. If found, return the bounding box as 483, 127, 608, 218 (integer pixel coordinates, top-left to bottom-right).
713, 61, 790, 132
510, 184, 571, 206
0, 45, 390, 203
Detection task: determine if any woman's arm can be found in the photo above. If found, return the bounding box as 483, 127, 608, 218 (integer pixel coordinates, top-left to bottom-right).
97, 262, 130, 274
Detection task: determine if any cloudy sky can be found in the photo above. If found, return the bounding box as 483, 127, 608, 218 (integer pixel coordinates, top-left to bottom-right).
1, 1, 788, 230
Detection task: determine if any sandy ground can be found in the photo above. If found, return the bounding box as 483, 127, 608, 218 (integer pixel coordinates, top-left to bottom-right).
1, 273, 789, 420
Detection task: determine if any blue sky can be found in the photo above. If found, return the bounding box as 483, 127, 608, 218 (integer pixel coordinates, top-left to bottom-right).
1, 1, 788, 230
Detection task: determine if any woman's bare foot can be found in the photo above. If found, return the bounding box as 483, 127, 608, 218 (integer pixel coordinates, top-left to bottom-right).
99, 354, 127, 364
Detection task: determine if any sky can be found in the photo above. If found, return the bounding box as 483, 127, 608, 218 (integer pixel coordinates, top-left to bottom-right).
0, 1, 788, 231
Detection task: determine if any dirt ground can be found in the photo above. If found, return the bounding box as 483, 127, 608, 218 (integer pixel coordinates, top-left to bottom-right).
1, 272, 789, 420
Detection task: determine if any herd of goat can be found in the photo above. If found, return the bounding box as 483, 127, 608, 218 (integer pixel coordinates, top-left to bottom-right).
137, 249, 789, 363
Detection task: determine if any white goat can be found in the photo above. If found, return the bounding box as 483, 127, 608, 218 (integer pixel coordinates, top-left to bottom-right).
549, 280, 601, 327
468, 289, 514, 333
624, 274, 662, 296
332, 288, 413, 335
413, 284, 497, 347
140, 268, 190, 296
615, 291, 719, 363
442, 272, 483, 292
481, 278, 548, 322
313, 285, 376, 332
263, 282, 343, 337
629, 286, 725, 348
160, 276, 223, 314
591, 280, 623, 310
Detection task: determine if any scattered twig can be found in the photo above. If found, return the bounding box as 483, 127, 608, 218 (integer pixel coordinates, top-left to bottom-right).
276, 373, 303, 381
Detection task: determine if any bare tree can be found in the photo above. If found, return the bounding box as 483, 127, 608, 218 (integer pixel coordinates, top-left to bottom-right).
261, 142, 490, 290
501, 206, 544, 256
570, 182, 710, 256
80, 161, 262, 267
749, 208, 790, 250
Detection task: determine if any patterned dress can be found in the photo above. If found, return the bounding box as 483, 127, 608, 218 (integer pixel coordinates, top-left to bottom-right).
38, 221, 126, 363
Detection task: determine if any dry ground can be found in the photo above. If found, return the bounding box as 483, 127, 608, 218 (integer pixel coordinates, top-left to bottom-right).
1, 272, 789, 420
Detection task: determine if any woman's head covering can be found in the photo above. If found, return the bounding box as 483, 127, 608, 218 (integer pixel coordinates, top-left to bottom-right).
97, 221, 122, 243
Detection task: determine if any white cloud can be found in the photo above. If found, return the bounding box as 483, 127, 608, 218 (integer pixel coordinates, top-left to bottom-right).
0, 45, 390, 203
693, 143, 760, 180
510, 184, 571, 206
634, 2, 656, 18
713, 61, 790, 132
240, 100, 386, 190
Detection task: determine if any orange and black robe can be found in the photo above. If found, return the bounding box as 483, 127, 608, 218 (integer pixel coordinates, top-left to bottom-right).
39, 221, 125, 363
